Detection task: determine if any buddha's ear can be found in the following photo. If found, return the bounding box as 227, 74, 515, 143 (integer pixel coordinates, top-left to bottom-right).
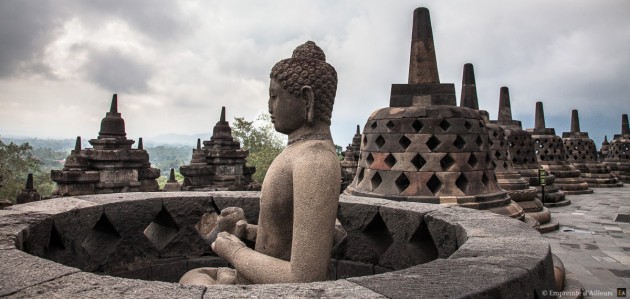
301, 86, 315, 126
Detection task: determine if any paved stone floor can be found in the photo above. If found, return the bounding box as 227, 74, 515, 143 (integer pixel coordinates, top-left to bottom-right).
542, 185, 630, 298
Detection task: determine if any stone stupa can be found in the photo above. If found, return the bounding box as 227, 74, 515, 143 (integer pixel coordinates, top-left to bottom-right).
16, 173, 42, 204
603, 114, 630, 183
562, 110, 622, 188
491, 88, 568, 207
340, 125, 362, 192
162, 168, 182, 191
51, 95, 160, 195
460, 67, 556, 232
598, 135, 610, 161
345, 8, 523, 220
180, 107, 260, 191
527, 102, 592, 195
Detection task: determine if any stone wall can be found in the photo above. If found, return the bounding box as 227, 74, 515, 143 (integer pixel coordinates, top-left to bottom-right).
0, 192, 554, 298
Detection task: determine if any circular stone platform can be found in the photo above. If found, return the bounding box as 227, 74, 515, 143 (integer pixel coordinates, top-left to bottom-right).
0, 192, 554, 298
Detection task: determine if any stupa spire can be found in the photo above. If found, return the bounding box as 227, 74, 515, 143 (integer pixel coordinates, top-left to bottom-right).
25, 173, 34, 190
408, 7, 439, 84
535, 101, 546, 130
460, 63, 478, 110
74, 136, 81, 152
110, 94, 118, 113
138, 138, 143, 150
498, 87, 512, 122
622, 114, 629, 135
570, 110, 580, 133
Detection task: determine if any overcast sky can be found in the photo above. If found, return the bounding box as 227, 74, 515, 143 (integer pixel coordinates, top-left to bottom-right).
1, 0, 629, 148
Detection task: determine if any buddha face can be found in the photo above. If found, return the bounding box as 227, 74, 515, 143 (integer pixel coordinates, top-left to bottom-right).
268, 79, 308, 134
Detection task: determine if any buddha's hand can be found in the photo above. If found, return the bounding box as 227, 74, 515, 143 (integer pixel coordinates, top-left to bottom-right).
212, 232, 247, 264
217, 207, 248, 238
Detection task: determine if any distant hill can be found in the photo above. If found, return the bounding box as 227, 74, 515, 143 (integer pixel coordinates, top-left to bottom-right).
143, 133, 211, 147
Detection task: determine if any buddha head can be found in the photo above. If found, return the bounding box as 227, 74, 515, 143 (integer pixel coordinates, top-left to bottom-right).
269, 41, 337, 134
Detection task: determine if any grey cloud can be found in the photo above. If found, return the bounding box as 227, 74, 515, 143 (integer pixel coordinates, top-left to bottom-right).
0, 1, 65, 78
84, 49, 154, 94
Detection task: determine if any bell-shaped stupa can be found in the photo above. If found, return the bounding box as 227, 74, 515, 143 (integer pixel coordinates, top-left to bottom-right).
460, 67, 555, 231
491, 88, 568, 207
562, 110, 622, 187
527, 102, 592, 195
603, 114, 630, 183
16, 173, 42, 204
598, 135, 610, 161
345, 8, 523, 219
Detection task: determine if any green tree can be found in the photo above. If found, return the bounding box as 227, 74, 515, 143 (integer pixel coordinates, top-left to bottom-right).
232, 113, 286, 183
0, 139, 55, 202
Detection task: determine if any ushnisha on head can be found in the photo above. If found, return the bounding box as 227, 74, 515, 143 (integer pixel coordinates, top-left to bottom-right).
269, 41, 337, 134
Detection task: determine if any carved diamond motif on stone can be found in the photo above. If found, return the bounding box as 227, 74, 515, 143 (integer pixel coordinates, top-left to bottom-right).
386, 121, 395, 131
362, 212, 393, 256
468, 153, 478, 168
366, 153, 375, 166
464, 120, 472, 131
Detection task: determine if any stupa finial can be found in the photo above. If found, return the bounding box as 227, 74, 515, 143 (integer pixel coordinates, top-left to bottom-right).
355, 125, 360, 135
220, 106, 226, 123
169, 168, 176, 181
74, 136, 81, 152
110, 94, 118, 113
622, 114, 629, 135
138, 137, 143, 150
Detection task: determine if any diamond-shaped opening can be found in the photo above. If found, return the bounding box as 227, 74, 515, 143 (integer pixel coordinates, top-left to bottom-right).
82, 213, 121, 264
371, 172, 382, 191
408, 223, 439, 266
426, 135, 441, 151
488, 139, 494, 147
399, 135, 411, 150
468, 153, 479, 168
494, 150, 502, 159
426, 174, 442, 194
362, 136, 367, 147
481, 172, 490, 187
395, 173, 410, 193
366, 153, 374, 166
412, 120, 423, 132
453, 135, 466, 150
464, 120, 472, 131
370, 121, 378, 129
479, 120, 485, 128
485, 152, 492, 164
362, 212, 393, 256
375, 135, 386, 149
357, 167, 364, 183
476, 136, 483, 147
439, 119, 451, 132
440, 154, 455, 170
144, 206, 180, 251
384, 154, 397, 168
492, 131, 499, 138
503, 161, 509, 169
411, 154, 426, 170
386, 120, 395, 131
44, 224, 65, 259
455, 173, 469, 193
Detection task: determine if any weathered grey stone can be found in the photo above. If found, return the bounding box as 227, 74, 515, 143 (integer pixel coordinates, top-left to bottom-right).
203, 279, 385, 298
0, 249, 80, 296
6, 271, 205, 298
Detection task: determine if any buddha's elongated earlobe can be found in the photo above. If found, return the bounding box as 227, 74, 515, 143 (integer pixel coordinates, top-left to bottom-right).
302, 86, 315, 126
